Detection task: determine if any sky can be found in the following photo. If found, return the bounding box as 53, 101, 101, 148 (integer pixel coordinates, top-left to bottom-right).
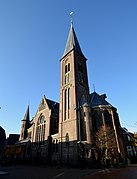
0, 0, 137, 137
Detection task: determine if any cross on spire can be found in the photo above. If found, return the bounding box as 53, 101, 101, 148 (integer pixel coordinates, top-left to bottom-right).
70, 12, 73, 24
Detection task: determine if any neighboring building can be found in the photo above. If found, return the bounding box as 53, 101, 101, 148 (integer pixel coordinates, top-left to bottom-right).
0, 126, 6, 161
134, 133, 137, 148
122, 128, 137, 163
0, 126, 6, 145
2, 134, 20, 164
17, 22, 125, 166
6, 134, 20, 145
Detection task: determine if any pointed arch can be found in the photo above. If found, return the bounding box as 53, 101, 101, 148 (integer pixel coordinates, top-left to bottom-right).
66, 133, 69, 142
35, 115, 46, 142
104, 110, 112, 127
93, 110, 102, 132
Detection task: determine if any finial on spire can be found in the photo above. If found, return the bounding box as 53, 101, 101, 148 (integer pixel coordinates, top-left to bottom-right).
70, 12, 73, 24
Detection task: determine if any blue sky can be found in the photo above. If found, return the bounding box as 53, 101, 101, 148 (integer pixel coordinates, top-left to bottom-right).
0, 0, 137, 137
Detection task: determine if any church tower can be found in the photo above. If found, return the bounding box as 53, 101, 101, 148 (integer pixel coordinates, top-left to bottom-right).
19, 105, 30, 141
59, 22, 91, 164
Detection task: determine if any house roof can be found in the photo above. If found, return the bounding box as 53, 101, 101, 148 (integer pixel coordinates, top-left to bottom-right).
62, 23, 84, 58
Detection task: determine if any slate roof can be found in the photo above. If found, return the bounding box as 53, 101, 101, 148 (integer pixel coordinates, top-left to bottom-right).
62, 23, 84, 58
90, 92, 112, 107
46, 98, 59, 114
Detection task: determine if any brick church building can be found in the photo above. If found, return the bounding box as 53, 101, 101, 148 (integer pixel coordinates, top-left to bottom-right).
18, 22, 125, 166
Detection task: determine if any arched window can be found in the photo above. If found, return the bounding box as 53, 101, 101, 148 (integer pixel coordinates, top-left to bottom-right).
93, 111, 102, 132
78, 63, 84, 84
64, 88, 70, 120
66, 133, 69, 146
65, 89, 67, 112
65, 63, 70, 84
104, 110, 112, 127
35, 115, 46, 143
68, 88, 70, 110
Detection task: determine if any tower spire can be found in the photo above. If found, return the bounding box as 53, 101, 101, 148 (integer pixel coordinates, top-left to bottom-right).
61, 15, 85, 59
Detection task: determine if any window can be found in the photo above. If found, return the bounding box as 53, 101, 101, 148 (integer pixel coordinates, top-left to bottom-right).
78, 63, 83, 73
66, 133, 69, 142
65, 63, 70, 84
67, 73, 70, 83
78, 73, 84, 83
68, 88, 70, 110
64, 88, 70, 120
104, 110, 112, 127
66, 133, 69, 146
127, 135, 131, 141
93, 111, 102, 132
40, 116, 45, 123
65, 65, 67, 73
65, 88, 70, 111
78, 63, 84, 84
35, 115, 46, 143
65, 89, 67, 111
68, 63, 70, 71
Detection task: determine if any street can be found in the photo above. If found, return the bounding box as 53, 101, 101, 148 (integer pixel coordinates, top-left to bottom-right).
0, 165, 97, 179
84, 165, 137, 179
0, 165, 137, 179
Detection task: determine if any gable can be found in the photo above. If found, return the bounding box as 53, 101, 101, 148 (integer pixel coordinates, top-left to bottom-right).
38, 97, 47, 112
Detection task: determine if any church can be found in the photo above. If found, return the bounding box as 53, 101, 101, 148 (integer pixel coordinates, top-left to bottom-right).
18, 21, 126, 166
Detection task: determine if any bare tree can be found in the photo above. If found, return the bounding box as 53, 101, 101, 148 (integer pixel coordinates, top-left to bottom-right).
95, 125, 118, 164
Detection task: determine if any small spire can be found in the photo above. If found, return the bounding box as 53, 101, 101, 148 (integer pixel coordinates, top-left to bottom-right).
93, 84, 96, 92
70, 12, 73, 25
23, 105, 30, 121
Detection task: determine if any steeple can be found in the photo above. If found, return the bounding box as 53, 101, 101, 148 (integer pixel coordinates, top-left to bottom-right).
59, 19, 90, 153
19, 105, 30, 141
22, 105, 30, 121
62, 23, 84, 59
